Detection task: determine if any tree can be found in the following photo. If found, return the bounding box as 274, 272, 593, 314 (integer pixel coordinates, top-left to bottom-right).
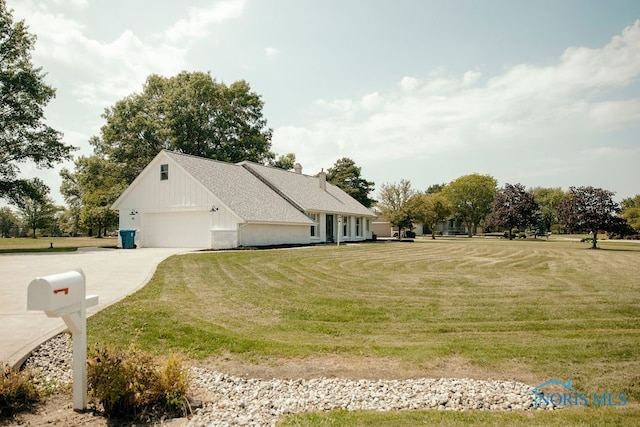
530, 187, 567, 235
92, 71, 273, 183
486, 183, 538, 239
0, 206, 18, 237
442, 174, 497, 236
326, 157, 376, 207
377, 179, 415, 238
426, 183, 446, 194
620, 195, 640, 232
267, 152, 296, 170
620, 195, 640, 211
17, 178, 57, 238
558, 186, 622, 249
59, 167, 83, 236
408, 191, 451, 239
0, 0, 74, 204
73, 156, 126, 237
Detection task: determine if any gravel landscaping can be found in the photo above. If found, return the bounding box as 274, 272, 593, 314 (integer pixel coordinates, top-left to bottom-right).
22, 334, 554, 426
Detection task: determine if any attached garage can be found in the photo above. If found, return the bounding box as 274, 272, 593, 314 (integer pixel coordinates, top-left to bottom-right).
142, 211, 212, 248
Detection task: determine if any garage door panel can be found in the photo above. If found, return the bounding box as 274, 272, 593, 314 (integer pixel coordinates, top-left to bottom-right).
142, 212, 211, 248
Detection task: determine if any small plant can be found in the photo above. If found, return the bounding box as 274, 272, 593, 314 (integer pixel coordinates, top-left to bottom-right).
0, 363, 40, 418
87, 345, 190, 422
518, 232, 527, 239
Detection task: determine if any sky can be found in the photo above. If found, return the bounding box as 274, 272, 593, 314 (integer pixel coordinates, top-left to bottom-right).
6, 0, 640, 205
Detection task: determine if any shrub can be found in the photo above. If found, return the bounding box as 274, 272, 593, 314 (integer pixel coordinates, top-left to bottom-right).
0, 363, 40, 418
87, 345, 190, 422
405, 231, 416, 238
518, 232, 527, 239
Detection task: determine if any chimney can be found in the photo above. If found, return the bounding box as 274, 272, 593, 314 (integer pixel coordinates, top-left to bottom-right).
293, 163, 302, 174
318, 169, 326, 191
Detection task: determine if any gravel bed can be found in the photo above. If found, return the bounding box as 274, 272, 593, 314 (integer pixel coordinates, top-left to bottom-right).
24, 334, 552, 426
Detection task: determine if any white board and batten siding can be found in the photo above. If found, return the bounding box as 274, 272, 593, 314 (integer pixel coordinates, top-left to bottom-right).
116, 154, 240, 249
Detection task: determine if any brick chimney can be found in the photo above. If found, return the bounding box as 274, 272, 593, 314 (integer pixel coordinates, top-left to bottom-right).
294, 163, 302, 174
318, 169, 326, 191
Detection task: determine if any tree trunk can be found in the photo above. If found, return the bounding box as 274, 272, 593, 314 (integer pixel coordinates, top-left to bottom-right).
32, 226, 37, 238
591, 229, 598, 249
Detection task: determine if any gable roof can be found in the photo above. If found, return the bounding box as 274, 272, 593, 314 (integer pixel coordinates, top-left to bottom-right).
113, 150, 375, 223
164, 151, 313, 224
240, 162, 375, 217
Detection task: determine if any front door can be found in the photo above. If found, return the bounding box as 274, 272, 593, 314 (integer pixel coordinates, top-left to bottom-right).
326, 214, 334, 242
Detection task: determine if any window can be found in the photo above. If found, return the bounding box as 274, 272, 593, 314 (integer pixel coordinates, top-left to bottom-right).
160, 164, 169, 180
356, 218, 361, 237
309, 213, 318, 237
343, 216, 349, 237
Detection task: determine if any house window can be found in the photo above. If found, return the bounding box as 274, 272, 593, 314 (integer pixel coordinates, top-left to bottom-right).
309, 213, 318, 237
356, 218, 361, 237
160, 164, 169, 180
343, 216, 349, 237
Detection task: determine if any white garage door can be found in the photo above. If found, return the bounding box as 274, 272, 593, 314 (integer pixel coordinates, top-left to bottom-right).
142, 211, 211, 248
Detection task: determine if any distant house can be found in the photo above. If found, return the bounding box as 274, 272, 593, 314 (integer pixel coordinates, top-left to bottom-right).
111, 150, 376, 249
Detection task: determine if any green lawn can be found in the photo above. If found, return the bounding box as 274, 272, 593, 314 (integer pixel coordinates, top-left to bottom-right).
0, 236, 117, 253
87, 238, 640, 425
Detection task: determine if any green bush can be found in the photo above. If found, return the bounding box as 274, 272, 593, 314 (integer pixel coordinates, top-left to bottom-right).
405, 231, 416, 238
0, 363, 40, 418
518, 232, 527, 239
87, 345, 190, 422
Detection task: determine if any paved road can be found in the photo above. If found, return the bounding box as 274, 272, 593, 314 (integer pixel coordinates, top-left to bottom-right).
0, 247, 193, 368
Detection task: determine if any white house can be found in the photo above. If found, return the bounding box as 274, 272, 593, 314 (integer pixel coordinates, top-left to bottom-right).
111, 150, 376, 249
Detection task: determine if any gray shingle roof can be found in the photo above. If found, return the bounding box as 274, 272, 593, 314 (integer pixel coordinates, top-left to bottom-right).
165, 151, 313, 224
240, 162, 375, 217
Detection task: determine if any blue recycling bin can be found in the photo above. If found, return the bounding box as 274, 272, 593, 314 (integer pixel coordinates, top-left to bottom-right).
119, 229, 136, 249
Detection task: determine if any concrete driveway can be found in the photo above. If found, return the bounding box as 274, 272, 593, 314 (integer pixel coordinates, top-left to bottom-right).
0, 247, 193, 368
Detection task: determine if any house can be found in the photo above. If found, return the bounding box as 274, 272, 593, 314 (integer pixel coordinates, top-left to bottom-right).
111, 150, 376, 249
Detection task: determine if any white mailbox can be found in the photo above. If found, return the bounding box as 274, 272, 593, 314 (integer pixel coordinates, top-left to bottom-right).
27, 270, 96, 317
27, 269, 98, 411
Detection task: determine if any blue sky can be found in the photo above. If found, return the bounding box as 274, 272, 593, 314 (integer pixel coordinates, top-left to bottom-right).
7, 0, 640, 203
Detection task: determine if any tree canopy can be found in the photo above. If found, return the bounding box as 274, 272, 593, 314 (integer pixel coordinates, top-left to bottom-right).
530, 187, 567, 235
558, 186, 622, 249
91, 71, 273, 183
0, 0, 73, 204
620, 195, 640, 232
486, 183, 538, 239
408, 191, 451, 239
442, 174, 497, 236
377, 179, 415, 238
326, 157, 376, 207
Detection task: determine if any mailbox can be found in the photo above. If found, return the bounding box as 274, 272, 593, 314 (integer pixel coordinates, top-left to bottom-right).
28, 270, 88, 317
26, 268, 98, 411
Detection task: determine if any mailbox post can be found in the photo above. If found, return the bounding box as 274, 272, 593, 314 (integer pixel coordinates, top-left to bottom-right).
27, 269, 98, 411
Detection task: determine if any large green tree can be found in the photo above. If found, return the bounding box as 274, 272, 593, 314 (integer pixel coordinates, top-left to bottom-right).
486, 183, 539, 239
0, 0, 73, 204
61, 156, 126, 237
620, 195, 640, 232
326, 157, 376, 207
442, 173, 497, 236
16, 178, 57, 238
377, 179, 415, 238
92, 71, 273, 183
530, 187, 567, 235
558, 186, 622, 249
408, 191, 451, 239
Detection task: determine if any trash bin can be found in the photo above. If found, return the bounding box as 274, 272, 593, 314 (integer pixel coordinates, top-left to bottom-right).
119, 229, 136, 249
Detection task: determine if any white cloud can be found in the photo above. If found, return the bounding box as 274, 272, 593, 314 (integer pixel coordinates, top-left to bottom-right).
274, 20, 640, 186
264, 47, 280, 57
163, 0, 246, 44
